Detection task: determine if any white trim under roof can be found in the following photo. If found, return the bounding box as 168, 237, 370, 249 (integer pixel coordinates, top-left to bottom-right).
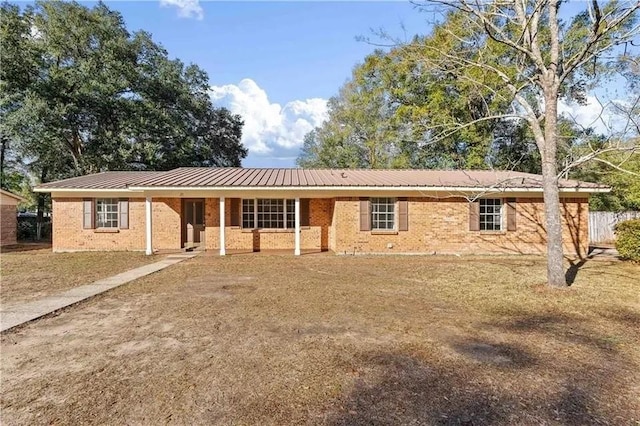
37, 185, 609, 198
126, 185, 609, 193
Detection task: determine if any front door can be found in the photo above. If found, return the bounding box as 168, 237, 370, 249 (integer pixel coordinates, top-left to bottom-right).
183, 199, 205, 248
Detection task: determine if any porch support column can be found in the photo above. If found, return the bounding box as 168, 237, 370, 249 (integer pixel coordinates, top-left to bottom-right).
219, 196, 226, 256
294, 197, 301, 256
145, 196, 153, 255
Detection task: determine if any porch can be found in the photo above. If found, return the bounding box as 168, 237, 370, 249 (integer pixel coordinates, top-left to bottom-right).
144, 196, 333, 255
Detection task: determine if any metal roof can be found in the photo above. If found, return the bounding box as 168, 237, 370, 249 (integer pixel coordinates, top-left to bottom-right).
36, 171, 166, 190
35, 167, 608, 191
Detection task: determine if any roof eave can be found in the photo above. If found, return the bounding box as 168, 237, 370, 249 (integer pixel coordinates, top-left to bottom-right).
126, 185, 608, 193
34, 185, 610, 194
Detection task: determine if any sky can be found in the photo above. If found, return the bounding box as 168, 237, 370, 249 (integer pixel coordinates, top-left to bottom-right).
19, 1, 633, 168
96, 1, 431, 167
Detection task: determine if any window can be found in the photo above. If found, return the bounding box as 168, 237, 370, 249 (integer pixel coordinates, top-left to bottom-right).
371, 197, 395, 230
257, 199, 284, 228
96, 198, 118, 228
286, 199, 295, 229
480, 199, 503, 231
242, 199, 255, 228
242, 199, 295, 229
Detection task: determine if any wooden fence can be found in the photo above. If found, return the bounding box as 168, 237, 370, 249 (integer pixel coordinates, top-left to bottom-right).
589, 211, 640, 244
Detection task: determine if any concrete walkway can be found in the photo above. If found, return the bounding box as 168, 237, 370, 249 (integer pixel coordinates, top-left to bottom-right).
1, 253, 198, 333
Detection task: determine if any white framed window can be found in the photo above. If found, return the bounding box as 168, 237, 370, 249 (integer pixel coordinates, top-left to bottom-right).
371, 197, 395, 230
479, 199, 503, 231
96, 198, 118, 228
257, 199, 284, 228
242, 199, 255, 228
242, 199, 295, 229
286, 199, 295, 229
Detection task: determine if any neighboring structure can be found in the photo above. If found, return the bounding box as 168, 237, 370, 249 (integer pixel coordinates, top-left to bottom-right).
0, 189, 25, 246
34, 168, 608, 256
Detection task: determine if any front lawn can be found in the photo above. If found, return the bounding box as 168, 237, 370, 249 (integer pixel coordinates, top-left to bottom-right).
0, 247, 158, 306
1, 254, 638, 424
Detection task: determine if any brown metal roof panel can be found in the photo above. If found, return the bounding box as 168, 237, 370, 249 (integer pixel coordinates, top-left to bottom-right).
239, 168, 261, 186
192, 167, 216, 185
235, 168, 257, 186
256, 169, 272, 186
279, 169, 289, 186
236, 168, 259, 186
206, 168, 229, 185
37, 171, 164, 189
267, 169, 282, 186
203, 167, 231, 185
36, 167, 607, 190
173, 168, 207, 186
306, 169, 319, 186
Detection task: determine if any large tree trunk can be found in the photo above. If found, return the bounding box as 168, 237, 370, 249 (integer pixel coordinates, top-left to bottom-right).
542, 91, 567, 287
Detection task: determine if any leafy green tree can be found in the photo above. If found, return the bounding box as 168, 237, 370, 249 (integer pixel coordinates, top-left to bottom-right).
1, 1, 247, 236
573, 150, 640, 211
298, 22, 537, 171
405, 0, 639, 287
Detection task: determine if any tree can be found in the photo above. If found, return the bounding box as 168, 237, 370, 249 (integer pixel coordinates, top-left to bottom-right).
1, 1, 247, 236
401, 0, 639, 287
298, 25, 572, 171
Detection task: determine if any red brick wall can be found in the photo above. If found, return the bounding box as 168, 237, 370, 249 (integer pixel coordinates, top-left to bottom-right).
51, 196, 589, 256
1, 204, 18, 246
52, 198, 180, 252
331, 197, 589, 256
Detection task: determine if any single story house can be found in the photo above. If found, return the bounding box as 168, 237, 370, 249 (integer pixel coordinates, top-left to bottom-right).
1, 189, 26, 246
34, 167, 608, 256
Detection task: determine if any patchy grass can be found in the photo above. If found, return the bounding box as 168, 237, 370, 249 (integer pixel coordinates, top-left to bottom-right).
0, 247, 158, 306
1, 254, 639, 424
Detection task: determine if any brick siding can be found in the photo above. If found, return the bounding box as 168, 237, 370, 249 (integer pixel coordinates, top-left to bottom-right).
332, 196, 589, 256
52, 198, 180, 252
51, 196, 589, 256
1, 204, 18, 246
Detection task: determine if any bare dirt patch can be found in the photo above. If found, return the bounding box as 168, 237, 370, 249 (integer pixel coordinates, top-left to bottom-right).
0, 249, 159, 306
1, 254, 639, 424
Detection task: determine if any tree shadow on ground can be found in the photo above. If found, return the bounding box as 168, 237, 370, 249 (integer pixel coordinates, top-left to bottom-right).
325, 351, 513, 426
324, 311, 632, 425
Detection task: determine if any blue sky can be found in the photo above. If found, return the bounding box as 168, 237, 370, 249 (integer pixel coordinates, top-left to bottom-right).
20, 1, 635, 167
99, 1, 431, 167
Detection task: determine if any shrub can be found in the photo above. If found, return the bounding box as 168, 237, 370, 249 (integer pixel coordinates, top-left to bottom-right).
615, 219, 640, 261
17, 221, 36, 240
17, 217, 52, 241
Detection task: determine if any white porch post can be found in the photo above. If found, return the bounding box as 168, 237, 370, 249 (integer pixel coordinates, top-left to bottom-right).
294, 197, 301, 256
219, 196, 226, 256
145, 196, 153, 255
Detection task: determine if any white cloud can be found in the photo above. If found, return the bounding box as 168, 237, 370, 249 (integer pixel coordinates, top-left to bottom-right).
558, 96, 615, 135
159, 0, 203, 20
209, 79, 329, 158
